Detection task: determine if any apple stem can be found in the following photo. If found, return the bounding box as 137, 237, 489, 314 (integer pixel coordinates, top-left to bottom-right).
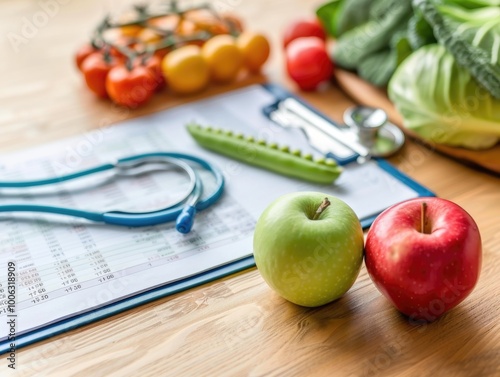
313, 197, 331, 220
421, 202, 427, 234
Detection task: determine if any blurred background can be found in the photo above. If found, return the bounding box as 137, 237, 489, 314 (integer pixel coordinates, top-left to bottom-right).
0, 0, 323, 151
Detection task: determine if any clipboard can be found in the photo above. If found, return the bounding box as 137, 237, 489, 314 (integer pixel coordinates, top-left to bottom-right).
0, 83, 434, 354
262, 84, 361, 165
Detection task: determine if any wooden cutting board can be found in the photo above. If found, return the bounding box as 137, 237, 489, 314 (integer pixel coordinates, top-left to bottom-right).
334, 69, 500, 175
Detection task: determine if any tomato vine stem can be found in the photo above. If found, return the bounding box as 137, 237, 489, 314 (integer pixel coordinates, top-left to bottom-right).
88, 1, 240, 68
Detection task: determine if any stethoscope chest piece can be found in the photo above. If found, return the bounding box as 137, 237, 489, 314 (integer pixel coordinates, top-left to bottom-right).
343, 106, 405, 158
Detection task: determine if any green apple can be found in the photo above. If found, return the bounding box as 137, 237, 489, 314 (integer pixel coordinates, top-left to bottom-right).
253, 192, 364, 307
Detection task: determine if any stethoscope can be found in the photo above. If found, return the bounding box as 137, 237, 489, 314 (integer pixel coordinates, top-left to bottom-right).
0, 152, 224, 234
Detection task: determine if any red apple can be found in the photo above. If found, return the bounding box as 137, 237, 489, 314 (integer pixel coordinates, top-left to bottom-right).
365, 197, 482, 322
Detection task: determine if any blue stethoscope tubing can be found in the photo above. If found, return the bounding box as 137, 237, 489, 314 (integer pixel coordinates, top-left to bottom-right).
0, 152, 225, 234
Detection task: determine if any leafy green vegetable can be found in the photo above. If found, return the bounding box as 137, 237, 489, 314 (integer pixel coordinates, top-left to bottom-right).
357, 49, 395, 86
389, 44, 500, 149
333, 0, 413, 69
439, 0, 500, 8
316, 0, 373, 38
318, 0, 413, 86
392, 31, 414, 65
370, 0, 403, 19
316, 0, 345, 37
335, 0, 374, 36
357, 32, 413, 86
407, 10, 436, 50
318, 0, 500, 148
414, 0, 500, 98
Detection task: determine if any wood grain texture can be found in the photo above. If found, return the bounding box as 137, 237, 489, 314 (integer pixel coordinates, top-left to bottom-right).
0, 1, 499, 376
334, 69, 500, 175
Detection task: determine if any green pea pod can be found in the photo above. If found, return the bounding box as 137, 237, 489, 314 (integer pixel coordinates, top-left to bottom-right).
186, 123, 342, 184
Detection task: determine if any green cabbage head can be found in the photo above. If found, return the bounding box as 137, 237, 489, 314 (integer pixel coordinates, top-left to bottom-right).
388, 44, 500, 149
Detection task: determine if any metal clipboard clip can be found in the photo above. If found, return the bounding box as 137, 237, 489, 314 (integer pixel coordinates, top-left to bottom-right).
263, 97, 405, 165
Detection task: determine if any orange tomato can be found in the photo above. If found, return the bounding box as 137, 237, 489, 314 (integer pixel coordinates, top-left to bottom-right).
176, 19, 197, 36
184, 9, 230, 35
119, 25, 143, 38
201, 35, 243, 83
147, 15, 179, 32
237, 32, 270, 72
161, 45, 209, 94
137, 28, 163, 44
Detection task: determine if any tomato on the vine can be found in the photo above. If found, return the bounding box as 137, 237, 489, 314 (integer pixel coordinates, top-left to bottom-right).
75, 4, 271, 107
100, 31, 136, 60
180, 9, 230, 36
142, 54, 166, 91
105, 64, 157, 108
161, 45, 210, 94
236, 32, 270, 73
118, 25, 143, 38
154, 48, 170, 60
221, 13, 244, 34
146, 15, 178, 31
81, 52, 119, 98
75, 44, 99, 71
201, 35, 243, 83
137, 28, 163, 44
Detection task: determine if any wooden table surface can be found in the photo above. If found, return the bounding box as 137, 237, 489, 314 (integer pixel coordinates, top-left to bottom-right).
1, 1, 499, 376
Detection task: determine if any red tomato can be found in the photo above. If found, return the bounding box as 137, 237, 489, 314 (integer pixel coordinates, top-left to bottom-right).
75, 43, 99, 71
105, 65, 157, 108
154, 48, 170, 60
283, 19, 326, 48
142, 55, 166, 91
109, 44, 136, 63
81, 52, 119, 98
285, 37, 333, 91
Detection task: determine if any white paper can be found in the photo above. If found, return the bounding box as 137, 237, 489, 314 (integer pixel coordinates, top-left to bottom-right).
0, 85, 420, 338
